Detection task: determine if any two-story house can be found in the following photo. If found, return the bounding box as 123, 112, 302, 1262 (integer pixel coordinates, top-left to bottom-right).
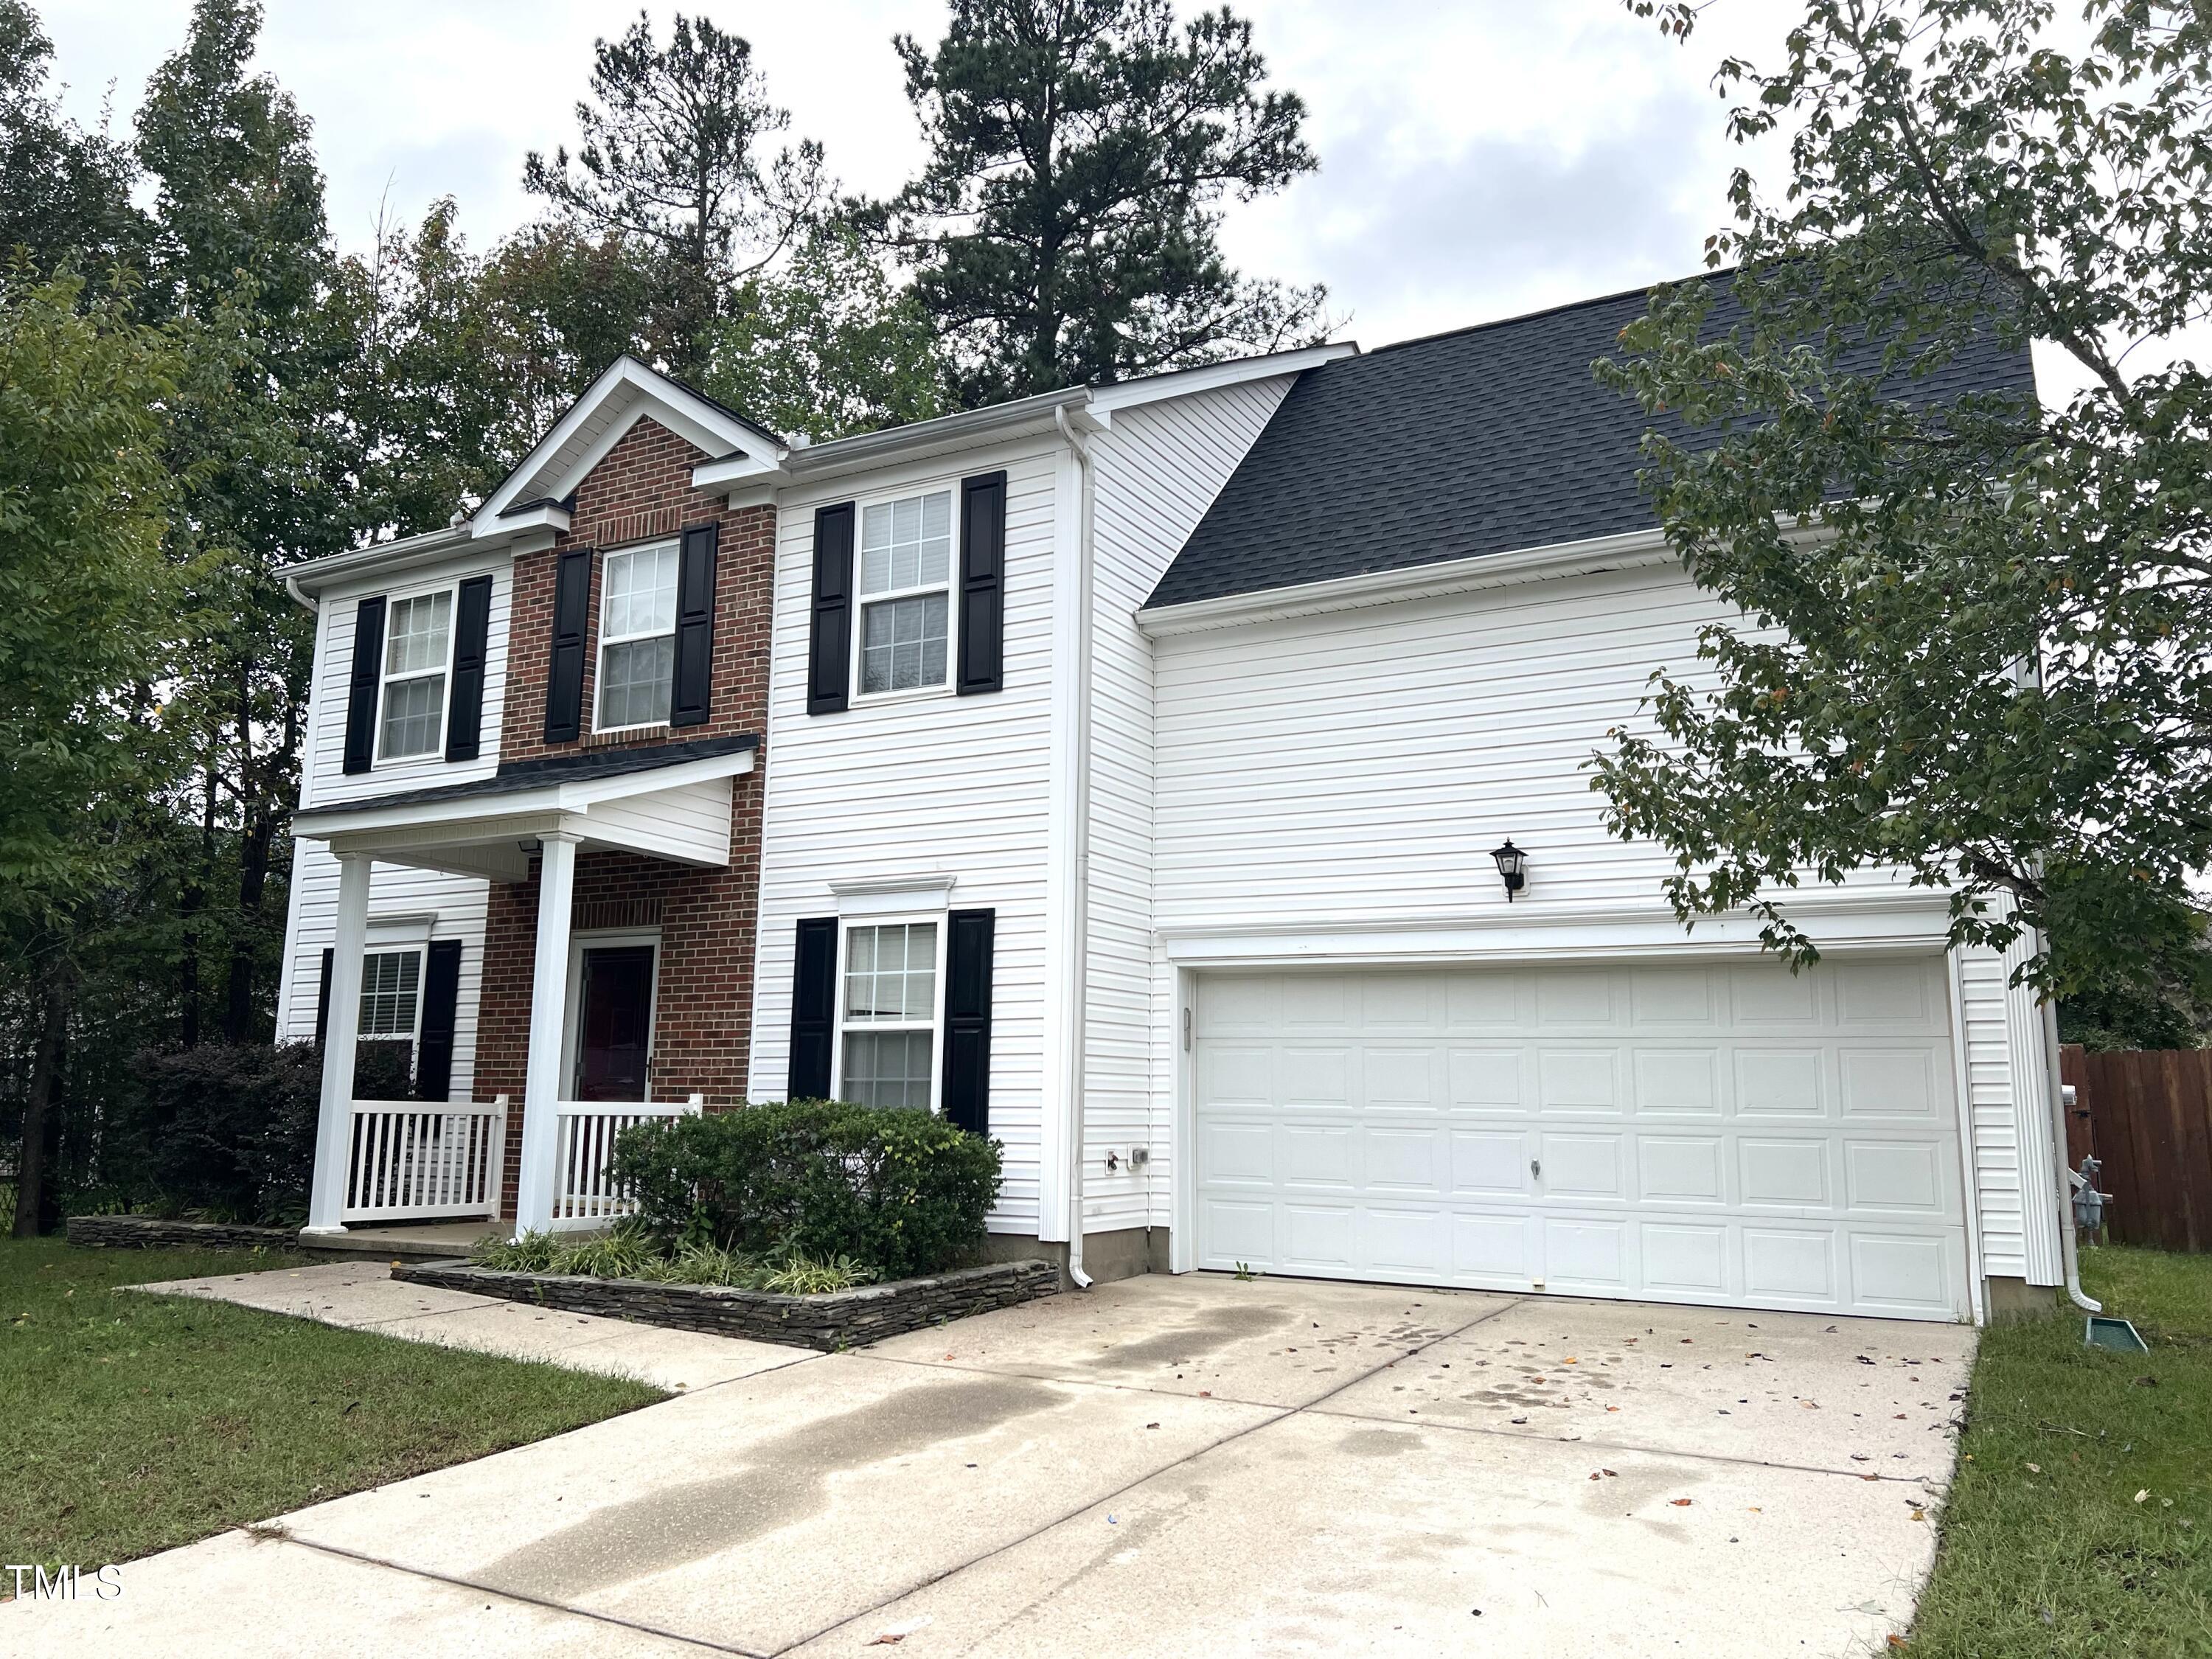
276, 274, 2078, 1325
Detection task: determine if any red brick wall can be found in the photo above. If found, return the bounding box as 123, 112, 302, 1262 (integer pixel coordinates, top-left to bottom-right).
476, 415, 775, 1209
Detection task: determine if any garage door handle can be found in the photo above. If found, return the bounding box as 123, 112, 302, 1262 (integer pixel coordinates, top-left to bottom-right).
1530, 1159, 1541, 1178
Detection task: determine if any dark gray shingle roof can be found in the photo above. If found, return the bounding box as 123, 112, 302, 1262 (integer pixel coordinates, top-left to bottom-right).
1144, 274, 2038, 610
296, 733, 757, 819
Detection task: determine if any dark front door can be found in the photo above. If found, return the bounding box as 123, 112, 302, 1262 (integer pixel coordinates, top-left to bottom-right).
576, 945, 655, 1102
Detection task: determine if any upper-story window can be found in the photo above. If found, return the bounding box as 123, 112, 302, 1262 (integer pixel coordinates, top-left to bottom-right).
597, 542, 679, 731
857, 490, 953, 698
377, 589, 453, 761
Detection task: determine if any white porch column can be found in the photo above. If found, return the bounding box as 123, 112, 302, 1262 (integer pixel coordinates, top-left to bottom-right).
305, 852, 372, 1234
512, 832, 577, 1237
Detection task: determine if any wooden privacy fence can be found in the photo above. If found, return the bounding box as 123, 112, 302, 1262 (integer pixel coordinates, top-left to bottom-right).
2059, 1044, 2212, 1253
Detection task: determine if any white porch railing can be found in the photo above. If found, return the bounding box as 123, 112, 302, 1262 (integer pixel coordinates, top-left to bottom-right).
341, 1097, 507, 1224
548, 1095, 703, 1232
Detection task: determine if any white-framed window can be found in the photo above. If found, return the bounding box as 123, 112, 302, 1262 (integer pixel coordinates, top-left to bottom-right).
358, 949, 423, 1040
376, 588, 455, 761
596, 541, 680, 731
855, 489, 954, 699
835, 919, 942, 1110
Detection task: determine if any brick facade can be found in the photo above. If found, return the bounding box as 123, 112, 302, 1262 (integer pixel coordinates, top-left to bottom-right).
474, 415, 776, 1209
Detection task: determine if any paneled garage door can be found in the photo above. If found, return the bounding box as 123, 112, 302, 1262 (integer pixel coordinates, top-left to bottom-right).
1193, 960, 1972, 1321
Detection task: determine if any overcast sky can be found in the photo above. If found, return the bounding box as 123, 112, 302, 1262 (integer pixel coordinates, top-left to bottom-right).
34, 0, 1805, 351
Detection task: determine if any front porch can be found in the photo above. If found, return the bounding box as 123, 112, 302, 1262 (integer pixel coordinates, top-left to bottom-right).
293, 737, 753, 1239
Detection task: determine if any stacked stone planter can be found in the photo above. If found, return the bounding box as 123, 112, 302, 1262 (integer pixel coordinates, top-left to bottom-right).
392, 1257, 1059, 1351
66, 1215, 296, 1252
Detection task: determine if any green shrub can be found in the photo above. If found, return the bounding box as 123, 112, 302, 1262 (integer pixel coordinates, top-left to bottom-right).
119, 1041, 415, 1224
610, 1100, 1001, 1280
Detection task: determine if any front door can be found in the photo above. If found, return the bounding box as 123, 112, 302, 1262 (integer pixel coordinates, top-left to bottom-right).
575, 945, 655, 1101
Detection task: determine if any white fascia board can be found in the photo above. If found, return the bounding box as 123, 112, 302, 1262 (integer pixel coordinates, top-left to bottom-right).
1086, 342, 1357, 414
1135, 527, 1683, 635
473, 357, 785, 529
492, 501, 573, 535
1159, 888, 1960, 969
296, 748, 754, 842
279, 525, 549, 602
772, 388, 1094, 488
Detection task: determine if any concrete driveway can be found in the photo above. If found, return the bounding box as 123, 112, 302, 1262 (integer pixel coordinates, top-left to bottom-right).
15, 1273, 1972, 1658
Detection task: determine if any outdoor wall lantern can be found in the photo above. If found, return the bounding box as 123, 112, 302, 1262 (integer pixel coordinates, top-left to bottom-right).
1490, 838, 1528, 901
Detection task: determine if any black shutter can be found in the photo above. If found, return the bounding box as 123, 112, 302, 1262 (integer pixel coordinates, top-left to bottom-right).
940, 908, 995, 1135
414, 940, 464, 1102
445, 575, 494, 762
957, 471, 1006, 696
669, 522, 719, 727
807, 503, 855, 716
341, 596, 386, 773
543, 546, 594, 742
787, 917, 838, 1099
315, 947, 334, 1044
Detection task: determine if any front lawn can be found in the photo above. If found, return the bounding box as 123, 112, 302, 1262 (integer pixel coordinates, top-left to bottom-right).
1908, 1245, 2212, 1655
0, 1238, 661, 1576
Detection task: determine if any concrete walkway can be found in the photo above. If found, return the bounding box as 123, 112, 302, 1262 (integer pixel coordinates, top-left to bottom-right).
9, 1272, 1974, 1658
142, 1259, 807, 1391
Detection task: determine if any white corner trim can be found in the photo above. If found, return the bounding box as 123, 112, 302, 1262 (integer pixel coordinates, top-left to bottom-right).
1136, 528, 1682, 635
493, 502, 573, 535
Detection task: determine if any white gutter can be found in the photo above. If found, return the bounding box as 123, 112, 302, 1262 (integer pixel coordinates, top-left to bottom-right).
2042, 978, 2101, 1313
1054, 403, 1097, 1290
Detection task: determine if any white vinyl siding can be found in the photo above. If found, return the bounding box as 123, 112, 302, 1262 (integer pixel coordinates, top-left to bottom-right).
1082, 377, 1299, 1237
750, 442, 1060, 1232
274, 838, 488, 1105
302, 561, 510, 809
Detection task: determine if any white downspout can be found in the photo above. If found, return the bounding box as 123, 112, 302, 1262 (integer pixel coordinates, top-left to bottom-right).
1055, 403, 1096, 1290
2040, 981, 2101, 1312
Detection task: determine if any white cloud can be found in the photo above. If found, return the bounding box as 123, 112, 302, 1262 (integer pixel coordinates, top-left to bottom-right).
35, 0, 1798, 344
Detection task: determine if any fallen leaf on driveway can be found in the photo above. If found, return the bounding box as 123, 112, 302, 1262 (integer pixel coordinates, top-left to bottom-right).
1669, 1498, 1693, 1507
866, 1615, 933, 1645
1910, 1509, 1926, 1522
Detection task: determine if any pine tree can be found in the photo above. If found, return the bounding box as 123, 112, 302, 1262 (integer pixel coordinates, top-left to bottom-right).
884, 0, 1328, 405
524, 11, 825, 377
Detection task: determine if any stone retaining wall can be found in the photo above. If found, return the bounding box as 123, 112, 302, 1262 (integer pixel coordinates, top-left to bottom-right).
393, 1257, 1060, 1350
66, 1215, 296, 1252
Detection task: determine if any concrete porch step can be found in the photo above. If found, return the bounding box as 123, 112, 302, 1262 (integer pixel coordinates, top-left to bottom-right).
296, 1220, 501, 1263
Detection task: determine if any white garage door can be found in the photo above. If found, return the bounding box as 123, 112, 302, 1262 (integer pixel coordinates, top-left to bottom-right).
1193, 959, 1972, 1321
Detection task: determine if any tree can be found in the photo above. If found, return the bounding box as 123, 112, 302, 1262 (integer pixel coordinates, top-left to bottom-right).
883, 0, 1329, 405
524, 10, 825, 377
0, 0, 145, 274
702, 220, 950, 440
0, 271, 179, 1233
135, 0, 344, 1044
1595, 0, 2212, 1001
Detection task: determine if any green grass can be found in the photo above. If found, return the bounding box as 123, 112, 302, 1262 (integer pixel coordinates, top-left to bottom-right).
0, 1238, 662, 1574
1907, 1245, 2212, 1656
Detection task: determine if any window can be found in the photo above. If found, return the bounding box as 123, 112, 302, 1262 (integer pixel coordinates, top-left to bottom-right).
597, 542, 679, 731
838, 921, 938, 1110
857, 490, 953, 696
358, 950, 422, 1038
377, 590, 453, 760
